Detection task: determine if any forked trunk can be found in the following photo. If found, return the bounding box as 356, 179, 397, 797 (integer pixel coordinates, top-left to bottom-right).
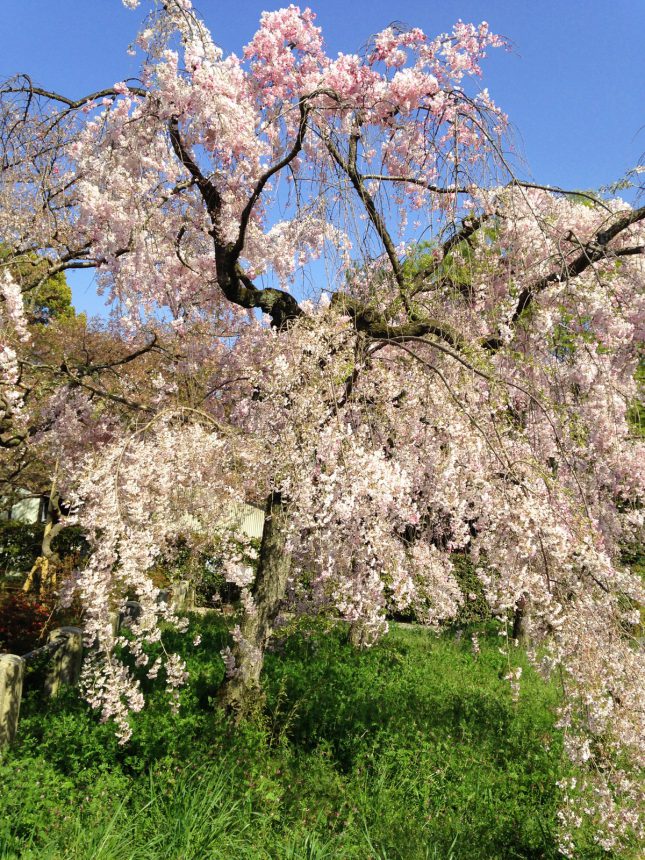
221, 491, 291, 713
23, 469, 64, 595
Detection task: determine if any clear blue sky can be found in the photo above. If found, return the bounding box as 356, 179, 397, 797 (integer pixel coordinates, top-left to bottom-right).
2, 0, 644, 315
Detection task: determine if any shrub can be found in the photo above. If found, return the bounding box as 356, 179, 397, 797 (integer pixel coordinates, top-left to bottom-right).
0, 521, 43, 578
0, 591, 53, 654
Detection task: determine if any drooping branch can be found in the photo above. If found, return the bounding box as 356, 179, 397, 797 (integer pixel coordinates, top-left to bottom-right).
379, 338, 514, 476
1, 77, 146, 112
360, 174, 471, 194
3, 246, 96, 295
231, 97, 311, 260
509, 205, 645, 325
323, 120, 406, 294
70, 334, 159, 375
21, 358, 154, 414
359, 176, 609, 208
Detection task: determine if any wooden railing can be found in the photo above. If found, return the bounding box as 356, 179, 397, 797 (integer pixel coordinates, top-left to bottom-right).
0, 626, 83, 749
0, 580, 198, 749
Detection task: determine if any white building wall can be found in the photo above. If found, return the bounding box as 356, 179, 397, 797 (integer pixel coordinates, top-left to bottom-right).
0, 494, 44, 524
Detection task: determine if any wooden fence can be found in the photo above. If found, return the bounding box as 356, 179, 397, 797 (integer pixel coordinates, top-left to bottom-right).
0, 581, 197, 750
0, 626, 83, 749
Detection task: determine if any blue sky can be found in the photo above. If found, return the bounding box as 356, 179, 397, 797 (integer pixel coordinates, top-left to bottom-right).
2, 0, 644, 316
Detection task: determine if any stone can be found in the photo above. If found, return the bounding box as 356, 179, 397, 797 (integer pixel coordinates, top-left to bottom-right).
45, 627, 83, 697
172, 581, 195, 612
0, 654, 24, 748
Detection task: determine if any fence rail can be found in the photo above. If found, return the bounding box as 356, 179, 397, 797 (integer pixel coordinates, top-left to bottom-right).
0, 626, 83, 749
0, 580, 195, 750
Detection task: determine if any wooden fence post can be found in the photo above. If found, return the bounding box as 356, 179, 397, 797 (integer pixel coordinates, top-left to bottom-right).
0, 655, 24, 749
120, 600, 142, 631
172, 581, 195, 613
45, 627, 83, 697
109, 610, 121, 637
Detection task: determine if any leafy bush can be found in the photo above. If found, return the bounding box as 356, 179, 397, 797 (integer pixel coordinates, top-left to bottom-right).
0, 520, 90, 599
0, 591, 54, 654
50, 525, 90, 563
448, 553, 492, 627
0, 521, 43, 577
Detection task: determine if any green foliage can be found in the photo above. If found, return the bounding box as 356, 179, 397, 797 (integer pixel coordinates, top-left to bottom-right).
0, 521, 88, 580
0, 756, 79, 856
150, 536, 260, 606
51, 524, 89, 556
449, 553, 491, 627
0, 245, 75, 325
0, 620, 634, 859
0, 521, 43, 576
563, 190, 600, 208
402, 222, 500, 296
25, 269, 74, 325
621, 541, 645, 583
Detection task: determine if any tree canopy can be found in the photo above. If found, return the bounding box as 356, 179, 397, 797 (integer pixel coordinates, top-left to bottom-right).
0, 2, 643, 853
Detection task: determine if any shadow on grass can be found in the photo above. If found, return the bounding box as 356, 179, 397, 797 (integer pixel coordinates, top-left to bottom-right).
1, 618, 620, 859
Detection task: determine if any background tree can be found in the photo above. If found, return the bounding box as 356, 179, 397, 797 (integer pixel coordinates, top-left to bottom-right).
1, 1, 643, 852
0, 245, 75, 325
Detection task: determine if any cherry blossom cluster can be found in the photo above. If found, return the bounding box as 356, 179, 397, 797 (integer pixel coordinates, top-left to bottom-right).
64, 413, 262, 739
0, 1, 642, 850
0, 270, 30, 423
62, 1, 509, 319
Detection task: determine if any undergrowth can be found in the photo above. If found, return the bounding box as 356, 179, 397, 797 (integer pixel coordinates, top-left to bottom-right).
0, 617, 634, 859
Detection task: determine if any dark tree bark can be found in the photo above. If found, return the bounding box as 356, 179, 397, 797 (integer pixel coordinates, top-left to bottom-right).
512, 593, 528, 644
221, 491, 292, 713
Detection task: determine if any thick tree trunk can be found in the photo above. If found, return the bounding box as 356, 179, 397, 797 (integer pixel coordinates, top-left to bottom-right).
512, 593, 528, 644
221, 491, 291, 714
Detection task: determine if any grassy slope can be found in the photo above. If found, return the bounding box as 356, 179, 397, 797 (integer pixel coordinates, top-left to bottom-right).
0, 619, 630, 860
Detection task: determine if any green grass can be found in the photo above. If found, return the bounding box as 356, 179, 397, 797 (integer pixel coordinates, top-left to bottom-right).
0, 618, 631, 859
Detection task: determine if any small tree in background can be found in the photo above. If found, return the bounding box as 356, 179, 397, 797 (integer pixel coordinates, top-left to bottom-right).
0, 245, 75, 325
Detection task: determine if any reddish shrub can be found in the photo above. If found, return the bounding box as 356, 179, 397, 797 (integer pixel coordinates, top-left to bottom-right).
0, 591, 54, 655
